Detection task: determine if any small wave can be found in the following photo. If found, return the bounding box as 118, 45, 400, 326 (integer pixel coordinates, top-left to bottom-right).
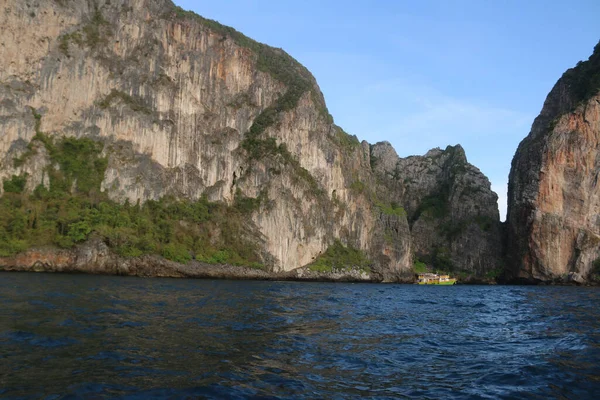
2, 274, 600, 399
59, 318, 81, 327
2, 330, 78, 348
408, 299, 438, 305
117, 321, 148, 328
28, 299, 57, 309
97, 308, 128, 315
87, 351, 127, 361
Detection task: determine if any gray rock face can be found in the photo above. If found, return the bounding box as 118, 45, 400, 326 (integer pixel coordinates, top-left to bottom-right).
0, 0, 412, 276
0, 0, 503, 280
371, 142, 504, 277
507, 42, 600, 283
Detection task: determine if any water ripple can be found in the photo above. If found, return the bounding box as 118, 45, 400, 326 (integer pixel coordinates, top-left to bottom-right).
0, 274, 599, 399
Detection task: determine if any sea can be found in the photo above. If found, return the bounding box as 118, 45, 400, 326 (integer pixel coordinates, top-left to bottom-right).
1, 273, 599, 399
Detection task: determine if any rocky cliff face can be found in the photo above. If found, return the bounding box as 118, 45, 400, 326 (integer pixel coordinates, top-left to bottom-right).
371, 142, 503, 278
0, 0, 502, 280
507, 42, 600, 283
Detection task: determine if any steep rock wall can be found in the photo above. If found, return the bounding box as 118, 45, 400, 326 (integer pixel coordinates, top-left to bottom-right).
371, 142, 503, 276
507, 42, 600, 283
0, 0, 412, 276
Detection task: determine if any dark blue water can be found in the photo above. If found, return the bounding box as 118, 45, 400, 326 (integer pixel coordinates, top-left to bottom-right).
1, 273, 599, 399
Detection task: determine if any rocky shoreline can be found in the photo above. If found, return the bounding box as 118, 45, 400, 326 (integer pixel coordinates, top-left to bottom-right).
0, 238, 389, 283
2, 238, 597, 285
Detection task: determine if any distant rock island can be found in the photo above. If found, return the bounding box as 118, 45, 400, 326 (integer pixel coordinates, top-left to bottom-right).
0, 0, 598, 284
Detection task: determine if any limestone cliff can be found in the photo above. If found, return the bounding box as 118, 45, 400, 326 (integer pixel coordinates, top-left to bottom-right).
507, 41, 600, 283
371, 142, 503, 278
0, 0, 502, 281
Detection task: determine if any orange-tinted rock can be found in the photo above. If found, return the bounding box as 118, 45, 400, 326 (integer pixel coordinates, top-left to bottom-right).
507, 41, 600, 283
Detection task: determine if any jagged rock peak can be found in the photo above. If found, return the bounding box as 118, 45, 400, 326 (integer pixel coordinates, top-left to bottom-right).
424, 148, 444, 158
442, 144, 467, 162
370, 141, 399, 174
369, 140, 503, 276
536, 40, 600, 131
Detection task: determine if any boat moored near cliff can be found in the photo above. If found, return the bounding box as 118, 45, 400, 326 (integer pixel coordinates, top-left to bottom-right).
417, 273, 457, 285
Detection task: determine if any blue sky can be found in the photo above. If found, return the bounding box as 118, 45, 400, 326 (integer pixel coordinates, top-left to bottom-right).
174, 0, 600, 220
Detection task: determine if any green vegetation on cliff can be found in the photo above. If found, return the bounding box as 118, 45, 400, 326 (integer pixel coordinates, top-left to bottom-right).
561, 41, 600, 107
1, 133, 263, 267
308, 240, 371, 273
376, 201, 406, 217
413, 259, 428, 273
427, 247, 455, 273
330, 127, 360, 150
3, 175, 27, 194
412, 188, 449, 222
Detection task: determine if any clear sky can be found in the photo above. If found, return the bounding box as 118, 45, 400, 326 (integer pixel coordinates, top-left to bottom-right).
174, 0, 600, 220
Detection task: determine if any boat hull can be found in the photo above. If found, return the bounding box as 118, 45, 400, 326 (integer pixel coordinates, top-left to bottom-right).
417, 279, 457, 285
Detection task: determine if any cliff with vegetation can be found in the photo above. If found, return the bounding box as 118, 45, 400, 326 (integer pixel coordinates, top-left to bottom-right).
0, 0, 503, 281
507, 41, 600, 284
371, 142, 504, 281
